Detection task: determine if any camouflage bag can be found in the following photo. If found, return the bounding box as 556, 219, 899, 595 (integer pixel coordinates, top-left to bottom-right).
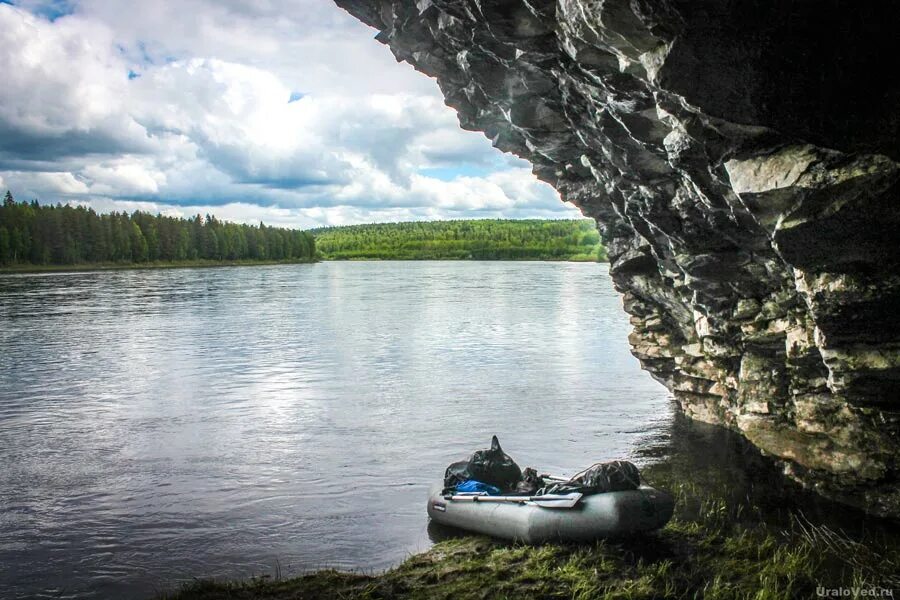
539, 460, 641, 496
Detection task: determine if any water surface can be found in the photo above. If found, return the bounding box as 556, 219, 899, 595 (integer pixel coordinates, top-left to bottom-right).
0, 262, 672, 599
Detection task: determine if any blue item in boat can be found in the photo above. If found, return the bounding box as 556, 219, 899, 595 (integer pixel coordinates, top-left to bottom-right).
455, 480, 501, 495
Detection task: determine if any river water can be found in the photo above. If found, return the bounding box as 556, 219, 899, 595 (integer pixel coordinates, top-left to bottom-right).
0, 262, 673, 598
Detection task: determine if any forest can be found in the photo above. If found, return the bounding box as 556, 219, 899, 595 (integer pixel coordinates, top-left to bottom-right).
0, 191, 316, 267
312, 219, 607, 261
0, 192, 606, 268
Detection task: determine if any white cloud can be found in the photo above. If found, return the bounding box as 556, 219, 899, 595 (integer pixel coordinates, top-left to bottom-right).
3, 171, 90, 195
0, 7, 121, 134
70, 0, 436, 97
0, 1, 578, 225
81, 158, 166, 195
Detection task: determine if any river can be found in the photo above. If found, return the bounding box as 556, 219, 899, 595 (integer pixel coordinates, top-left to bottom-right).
0, 262, 674, 598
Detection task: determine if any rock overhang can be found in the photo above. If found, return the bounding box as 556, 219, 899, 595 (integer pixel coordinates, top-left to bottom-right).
335, 0, 900, 518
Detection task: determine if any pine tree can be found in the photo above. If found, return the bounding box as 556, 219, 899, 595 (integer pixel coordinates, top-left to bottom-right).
0, 226, 10, 264
131, 222, 148, 262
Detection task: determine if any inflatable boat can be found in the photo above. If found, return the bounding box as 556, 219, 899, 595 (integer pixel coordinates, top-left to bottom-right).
427, 485, 674, 543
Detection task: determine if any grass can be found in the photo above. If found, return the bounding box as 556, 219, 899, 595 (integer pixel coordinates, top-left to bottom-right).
0, 258, 317, 274
158, 462, 900, 600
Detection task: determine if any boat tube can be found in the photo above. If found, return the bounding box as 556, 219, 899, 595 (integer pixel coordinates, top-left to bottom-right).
427, 484, 674, 543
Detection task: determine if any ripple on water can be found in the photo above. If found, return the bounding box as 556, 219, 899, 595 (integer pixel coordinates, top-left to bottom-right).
0, 262, 672, 599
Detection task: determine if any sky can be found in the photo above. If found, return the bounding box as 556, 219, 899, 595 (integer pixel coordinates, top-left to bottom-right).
0, 0, 581, 228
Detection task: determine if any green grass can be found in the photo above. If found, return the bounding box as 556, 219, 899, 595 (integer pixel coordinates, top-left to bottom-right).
159, 463, 900, 599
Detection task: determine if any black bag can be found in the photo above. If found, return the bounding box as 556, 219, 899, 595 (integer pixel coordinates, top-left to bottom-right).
512, 467, 545, 495
443, 436, 523, 492
540, 460, 641, 496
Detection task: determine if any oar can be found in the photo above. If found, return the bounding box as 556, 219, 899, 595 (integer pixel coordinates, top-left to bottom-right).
448, 492, 583, 508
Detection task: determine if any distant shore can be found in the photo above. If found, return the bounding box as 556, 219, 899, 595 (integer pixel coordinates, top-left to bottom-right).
312, 219, 607, 262
322, 255, 604, 262
0, 258, 318, 275
0, 256, 613, 274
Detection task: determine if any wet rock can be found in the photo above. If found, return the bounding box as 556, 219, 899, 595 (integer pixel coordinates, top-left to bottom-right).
335, 0, 900, 517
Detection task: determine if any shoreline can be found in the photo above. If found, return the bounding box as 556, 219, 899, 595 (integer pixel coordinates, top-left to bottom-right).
160, 460, 900, 599
320, 256, 606, 262
0, 257, 608, 275
0, 258, 318, 275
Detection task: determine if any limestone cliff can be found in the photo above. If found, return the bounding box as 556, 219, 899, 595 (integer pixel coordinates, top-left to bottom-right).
335, 0, 900, 517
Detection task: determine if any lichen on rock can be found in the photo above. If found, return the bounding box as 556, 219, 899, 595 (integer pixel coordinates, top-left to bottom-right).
334, 0, 900, 517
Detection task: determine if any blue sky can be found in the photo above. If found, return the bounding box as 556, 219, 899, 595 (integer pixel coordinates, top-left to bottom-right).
0, 0, 581, 227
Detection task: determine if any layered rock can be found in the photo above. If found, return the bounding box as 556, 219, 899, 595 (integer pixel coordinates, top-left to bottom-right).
335, 0, 900, 517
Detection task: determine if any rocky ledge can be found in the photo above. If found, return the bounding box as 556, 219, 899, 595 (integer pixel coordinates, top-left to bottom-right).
335, 0, 900, 517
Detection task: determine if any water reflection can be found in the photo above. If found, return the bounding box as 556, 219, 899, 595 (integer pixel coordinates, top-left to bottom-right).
0, 262, 671, 599
638, 414, 900, 541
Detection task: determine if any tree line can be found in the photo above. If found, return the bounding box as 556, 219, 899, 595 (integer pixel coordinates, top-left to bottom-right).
0, 191, 316, 266
312, 219, 607, 261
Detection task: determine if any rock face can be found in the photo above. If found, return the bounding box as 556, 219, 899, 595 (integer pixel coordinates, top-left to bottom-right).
334, 0, 900, 517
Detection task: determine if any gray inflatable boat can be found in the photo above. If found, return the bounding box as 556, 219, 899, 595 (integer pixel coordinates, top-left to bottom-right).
427, 485, 674, 543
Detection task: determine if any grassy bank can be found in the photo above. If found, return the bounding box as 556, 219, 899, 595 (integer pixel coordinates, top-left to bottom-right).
0, 258, 317, 274
312, 219, 607, 262
161, 460, 900, 600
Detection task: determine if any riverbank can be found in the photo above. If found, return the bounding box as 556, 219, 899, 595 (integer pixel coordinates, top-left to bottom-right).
312, 219, 607, 262
0, 256, 605, 275
0, 258, 317, 274
161, 457, 900, 600
323, 255, 601, 262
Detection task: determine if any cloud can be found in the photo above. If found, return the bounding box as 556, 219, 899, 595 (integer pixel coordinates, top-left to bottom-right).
68, 0, 436, 97
0, 1, 579, 226
0, 6, 149, 163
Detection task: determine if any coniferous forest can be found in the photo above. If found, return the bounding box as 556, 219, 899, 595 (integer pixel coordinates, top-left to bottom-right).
0, 191, 316, 267
0, 191, 607, 269
312, 219, 606, 261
